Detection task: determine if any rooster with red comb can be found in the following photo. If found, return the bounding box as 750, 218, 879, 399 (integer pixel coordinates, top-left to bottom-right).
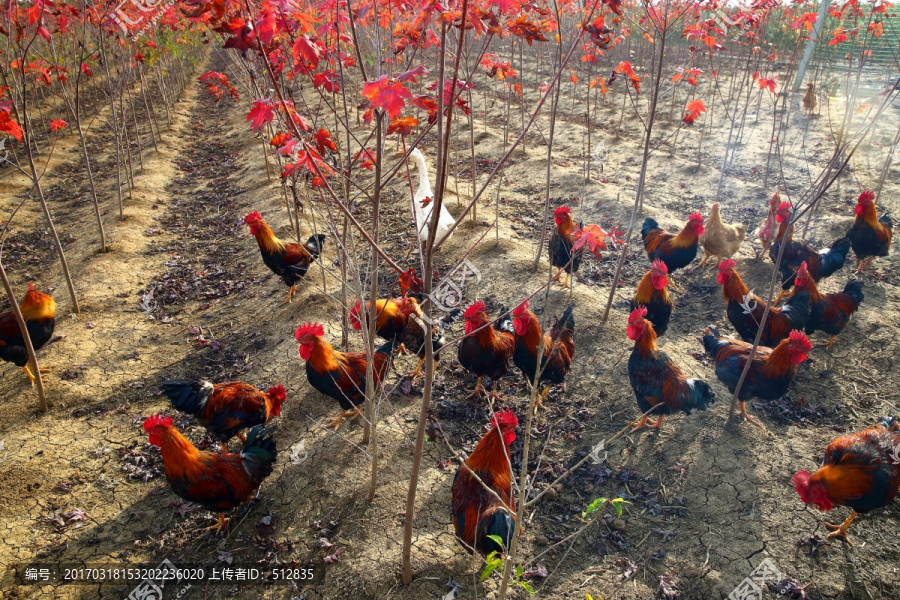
548, 205, 583, 288
143, 414, 278, 534
793, 417, 900, 545
457, 301, 515, 400
846, 190, 893, 273
0, 282, 56, 385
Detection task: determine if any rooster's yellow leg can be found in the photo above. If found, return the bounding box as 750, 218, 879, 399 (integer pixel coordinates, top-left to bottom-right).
409, 357, 425, 379
206, 513, 228, 534
819, 335, 836, 349
22, 364, 36, 386
739, 401, 762, 427
631, 414, 663, 432
324, 407, 362, 430
698, 255, 710, 268
825, 510, 858, 546
465, 377, 485, 399
281, 285, 296, 305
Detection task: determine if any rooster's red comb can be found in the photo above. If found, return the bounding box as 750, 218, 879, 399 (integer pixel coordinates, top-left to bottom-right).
858, 190, 876, 204
689, 212, 703, 223
143, 414, 173, 433
798, 261, 809, 276
27, 282, 34, 291
628, 306, 648, 325
789, 330, 812, 352
554, 206, 571, 218
464, 301, 487, 320
245, 210, 263, 224
268, 384, 287, 400
294, 322, 325, 341
718, 258, 736, 273
512, 299, 530, 318
650, 259, 668, 274
492, 409, 518, 429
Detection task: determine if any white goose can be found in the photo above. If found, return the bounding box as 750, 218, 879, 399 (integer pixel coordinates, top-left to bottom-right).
409, 148, 455, 247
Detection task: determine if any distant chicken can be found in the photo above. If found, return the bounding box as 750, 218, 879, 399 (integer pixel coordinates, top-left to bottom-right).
511, 301, 575, 406
144, 415, 277, 534
548, 205, 583, 288
160, 380, 286, 452
755, 192, 780, 259
792, 261, 864, 347
458, 301, 516, 400
451, 410, 518, 555
641, 212, 705, 273
626, 307, 715, 432
716, 259, 810, 347
0, 282, 56, 385
802, 83, 816, 113
295, 322, 394, 429
793, 417, 900, 545
245, 210, 325, 304
396, 296, 458, 378
699, 202, 746, 268
349, 297, 408, 341
770, 202, 851, 296
846, 190, 893, 273
702, 327, 811, 425
630, 259, 673, 336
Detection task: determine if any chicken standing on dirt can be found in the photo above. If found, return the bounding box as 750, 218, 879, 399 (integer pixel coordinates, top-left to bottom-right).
548, 205, 583, 287
160, 380, 286, 452
626, 307, 715, 432
846, 190, 893, 273
630, 259, 673, 337
458, 301, 516, 400
245, 210, 325, 304
791, 261, 864, 348
699, 202, 746, 268
755, 192, 780, 259
770, 202, 851, 297
295, 322, 394, 429
511, 300, 574, 407
716, 259, 810, 347
451, 410, 518, 556
144, 415, 278, 534
641, 212, 705, 273
0, 282, 56, 385
702, 326, 811, 426
396, 296, 458, 379
349, 297, 408, 341
793, 417, 900, 546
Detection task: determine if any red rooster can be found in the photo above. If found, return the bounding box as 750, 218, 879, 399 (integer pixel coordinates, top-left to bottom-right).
548, 205, 583, 288
716, 259, 810, 347
160, 380, 286, 452
627, 307, 715, 432
0, 282, 56, 384
702, 327, 811, 425
792, 261, 864, 347
793, 417, 900, 545
451, 410, 518, 555
349, 297, 407, 341
144, 415, 278, 534
511, 300, 574, 406
245, 210, 325, 304
847, 190, 893, 273
641, 212, 705, 273
457, 301, 516, 400
630, 259, 673, 336
295, 322, 394, 429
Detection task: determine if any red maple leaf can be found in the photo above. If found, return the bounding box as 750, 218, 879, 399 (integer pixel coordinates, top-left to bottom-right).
758, 77, 777, 94
313, 70, 340, 93
50, 119, 67, 132
360, 76, 412, 119
314, 128, 337, 154
399, 268, 424, 295
397, 65, 428, 84
683, 99, 706, 124
507, 16, 549, 45
0, 109, 23, 141
572, 223, 617, 260
80, 63, 93, 78
292, 36, 320, 70
387, 116, 419, 136
246, 99, 275, 132
270, 132, 290, 147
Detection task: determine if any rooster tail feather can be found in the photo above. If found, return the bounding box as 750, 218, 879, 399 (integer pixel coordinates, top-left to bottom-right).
376, 340, 398, 356
159, 380, 213, 415
702, 329, 725, 357
551, 305, 575, 340
686, 379, 715, 411
784, 290, 812, 329
305, 234, 326, 258
240, 425, 278, 478
820, 237, 851, 278
478, 506, 515, 555
843, 280, 865, 306
877, 416, 899, 432
641, 218, 660, 240
879, 212, 893, 231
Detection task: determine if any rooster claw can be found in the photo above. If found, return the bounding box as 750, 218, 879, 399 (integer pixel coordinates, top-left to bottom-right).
323, 407, 362, 430
739, 402, 763, 428
630, 415, 663, 432
206, 513, 228, 535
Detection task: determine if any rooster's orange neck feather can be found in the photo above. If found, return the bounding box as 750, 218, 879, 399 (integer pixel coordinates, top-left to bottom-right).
20, 290, 56, 321
466, 425, 512, 497
518, 311, 544, 354
636, 326, 658, 359
812, 464, 873, 507
633, 272, 661, 305
672, 221, 699, 248
722, 271, 750, 302
253, 220, 286, 254
760, 339, 794, 377
159, 427, 205, 480
309, 337, 344, 372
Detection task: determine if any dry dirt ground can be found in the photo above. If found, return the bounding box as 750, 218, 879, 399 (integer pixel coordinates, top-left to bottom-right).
0, 51, 899, 600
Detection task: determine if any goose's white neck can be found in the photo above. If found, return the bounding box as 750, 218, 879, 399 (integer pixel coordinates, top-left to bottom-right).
410, 150, 432, 197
